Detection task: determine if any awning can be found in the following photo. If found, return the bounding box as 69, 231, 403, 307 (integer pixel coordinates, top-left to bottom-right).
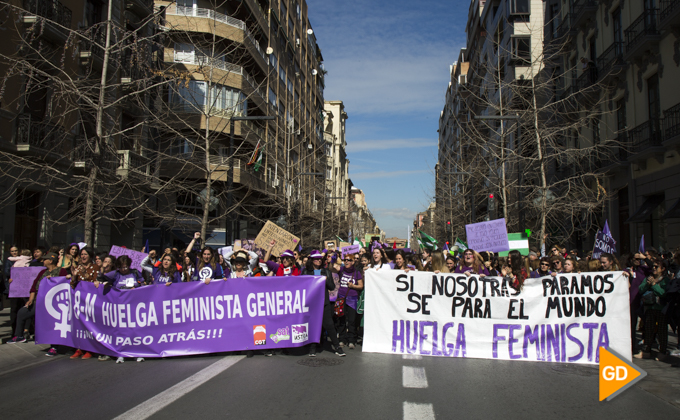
625, 195, 665, 223
663, 198, 680, 219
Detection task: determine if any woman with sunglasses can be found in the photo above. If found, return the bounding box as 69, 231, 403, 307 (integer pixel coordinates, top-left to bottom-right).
264, 240, 301, 277
550, 256, 565, 274
337, 254, 363, 349
531, 257, 552, 278
455, 249, 489, 277
635, 260, 670, 360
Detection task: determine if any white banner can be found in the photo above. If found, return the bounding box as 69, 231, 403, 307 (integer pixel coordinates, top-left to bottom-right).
363, 271, 631, 364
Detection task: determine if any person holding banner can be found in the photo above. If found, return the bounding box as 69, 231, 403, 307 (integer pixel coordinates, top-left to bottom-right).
182, 254, 195, 282
563, 257, 578, 274
429, 251, 450, 273
455, 249, 489, 276
445, 255, 456, 272
301, 250, 344, 357
368, 247, 390, 270
501, 250, 528, 291
8, 253, 66, 344
337, 254, 363, 349
185, 233, 226, 283
530, 257, 552, 278
69, 248, 99, 360
102, 255, 144, 289
392, 250, 411, 272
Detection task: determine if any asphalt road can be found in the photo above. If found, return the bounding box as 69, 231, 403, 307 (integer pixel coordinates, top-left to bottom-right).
1, 344, 678, 420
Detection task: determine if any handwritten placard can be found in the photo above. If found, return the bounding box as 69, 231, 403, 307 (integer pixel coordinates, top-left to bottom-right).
10, 267, 46, 298
341, 244, 361, 258
325, 240, 337, 251
254, 221, 300, 257
464, 218, 510, 253
108, 246, 148, 272
218, 246, 233, 260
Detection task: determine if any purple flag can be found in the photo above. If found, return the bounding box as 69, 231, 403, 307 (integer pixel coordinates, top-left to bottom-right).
35, 276, 325, 358
9, 267, 46, 298
602, 220, 613, 240
639, 235, 645, 254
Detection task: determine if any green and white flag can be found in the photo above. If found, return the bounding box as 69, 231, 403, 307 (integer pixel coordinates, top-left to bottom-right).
498, 233, 530, 256
418, 230, 439, 251
454, 237, 468, 251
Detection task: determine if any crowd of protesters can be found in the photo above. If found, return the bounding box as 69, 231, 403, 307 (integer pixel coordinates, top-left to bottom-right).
1, 234, 679, 364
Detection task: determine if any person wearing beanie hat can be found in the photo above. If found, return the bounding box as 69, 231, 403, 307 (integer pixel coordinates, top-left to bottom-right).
264, 240, 300, 277
301, 250, 345, 357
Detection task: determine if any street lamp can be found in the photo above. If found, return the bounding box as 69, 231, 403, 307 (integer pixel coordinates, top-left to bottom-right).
227, 115, 277, 245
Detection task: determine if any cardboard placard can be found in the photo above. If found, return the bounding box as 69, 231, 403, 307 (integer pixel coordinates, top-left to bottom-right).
325, 240, 337, 251
109, 246, 148, 272
254, 221, 300, 257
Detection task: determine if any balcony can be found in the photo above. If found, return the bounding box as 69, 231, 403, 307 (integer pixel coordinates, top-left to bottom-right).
79, 27, 112, 69
660, 0, 680, 29
171, 53, 267, 106
21, 0, 72, 42
71, 140, 118, 173
624, 8, 662, 61
596, 41, 627, 83
596, 135, 630, 171
663, 102, 680, 144
628, 119, 665, 167
14, 113, 69, 154
573, 0, 598, 28
243, 0, 269, 34
165, 6, 269, 71
117, 150, 150, 179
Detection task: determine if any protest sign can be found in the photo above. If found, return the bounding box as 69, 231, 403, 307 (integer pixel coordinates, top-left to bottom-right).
465, 218, 510, 253
325, 240, 337, 251
218, 247, 233, 260
363, 270, 631, 365
109, 246, 148, 273
254, 221, 300, 257
341, 244, 361, 258
35, 275, 325, 358
498, 233, 530, 256
9, 267, 46, 298
339, 241, 350, 249
592, 229, 617, 260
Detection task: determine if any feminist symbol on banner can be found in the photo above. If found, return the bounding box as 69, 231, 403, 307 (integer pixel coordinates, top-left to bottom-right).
199, 267, 213, 281
44, 283, 72, 338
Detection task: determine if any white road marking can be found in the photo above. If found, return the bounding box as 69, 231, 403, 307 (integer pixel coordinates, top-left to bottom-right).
112, 355, 244, 420
402, 354, 423, 360
402, 366, 429, 388
403, 402, 435, 420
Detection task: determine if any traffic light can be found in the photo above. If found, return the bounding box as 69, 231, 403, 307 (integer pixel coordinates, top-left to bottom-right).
488, 194, 496, 219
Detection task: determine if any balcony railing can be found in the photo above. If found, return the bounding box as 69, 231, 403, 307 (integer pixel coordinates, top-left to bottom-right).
167, 6, 268, 65
660, 0, 680, 21
79, 26, 108, 60
596, 41, 625, 76
15, 113, 68, 151
625, 8, 660, 53
172, 53, 266, 101
573, 0, 598, 25
71, 140, 118, 172
663, 102, 680, 139
23, 0, 72, 28
629, 119, 664, 153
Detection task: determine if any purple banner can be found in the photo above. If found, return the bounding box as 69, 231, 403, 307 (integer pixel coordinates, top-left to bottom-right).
9, 267, 46, 298
109, 246, 148, 272
592, 229, 617, 260
35, 276, 325, 358
465, 218, 510, 253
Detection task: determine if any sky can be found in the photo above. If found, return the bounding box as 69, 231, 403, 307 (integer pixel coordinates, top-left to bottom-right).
306, 0, 469, 239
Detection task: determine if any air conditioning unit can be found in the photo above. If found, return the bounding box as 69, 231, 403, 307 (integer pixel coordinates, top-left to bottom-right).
296, 38, 300, 47
272, 178, 280, 187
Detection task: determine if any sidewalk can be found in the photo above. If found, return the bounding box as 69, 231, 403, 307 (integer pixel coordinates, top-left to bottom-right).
0, 305, 66, 376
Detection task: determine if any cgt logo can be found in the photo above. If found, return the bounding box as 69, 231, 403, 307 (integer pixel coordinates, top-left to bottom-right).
599, 347, 646, 401
253, 325, 267, 345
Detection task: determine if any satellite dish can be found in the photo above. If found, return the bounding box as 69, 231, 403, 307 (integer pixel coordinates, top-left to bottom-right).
266, 47, 273, 55
307, 29, 314, 35
312, 69, 317, 75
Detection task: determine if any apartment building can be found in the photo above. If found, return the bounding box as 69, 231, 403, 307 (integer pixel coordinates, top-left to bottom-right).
546, 0, 680, 252
0, 0, 157, 250
323, 100, 350, 224
0, 0, 331, 251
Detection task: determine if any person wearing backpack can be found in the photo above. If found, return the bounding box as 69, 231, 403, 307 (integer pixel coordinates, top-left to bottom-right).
301, 250, 344, 357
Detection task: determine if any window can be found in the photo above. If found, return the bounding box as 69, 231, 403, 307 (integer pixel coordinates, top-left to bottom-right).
511, 36, 531, 64
281, 1, 287, 19
613, 8, 623, 45
550, 3, 560, 39
326, 167, 332, 179
270, 53, 278, 70
647, 74, 660, 120
616, 99, 626, 133
325, 143, 332, 156
279, 65, 286, 84
288, 16, 294, 33
592, 116, 601, 144
510, 0, 529, 15
169, 81, 246, 115
287, 77, 293, 93
269, 87, 277, 108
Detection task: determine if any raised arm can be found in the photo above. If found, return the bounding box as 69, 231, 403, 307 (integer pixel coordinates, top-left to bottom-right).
185, 232, 201, 255
263, 239, 276, 263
